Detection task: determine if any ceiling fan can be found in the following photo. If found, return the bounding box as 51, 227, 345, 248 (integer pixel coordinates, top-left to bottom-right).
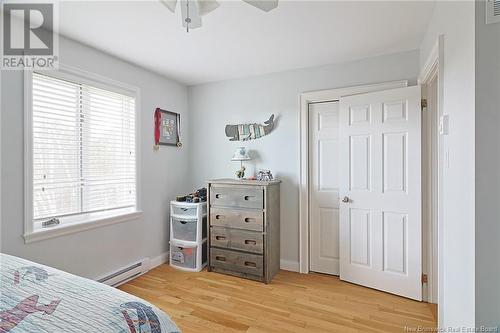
160, 0, 279, 32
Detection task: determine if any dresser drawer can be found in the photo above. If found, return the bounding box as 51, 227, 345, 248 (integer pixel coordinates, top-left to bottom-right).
210, 248, 263, 276
210, 186, 263, 209
210, 208, 263, 231
210, 226, 263, 254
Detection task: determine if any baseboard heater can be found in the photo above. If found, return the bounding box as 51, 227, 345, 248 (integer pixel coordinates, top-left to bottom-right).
96, 258, 150, 287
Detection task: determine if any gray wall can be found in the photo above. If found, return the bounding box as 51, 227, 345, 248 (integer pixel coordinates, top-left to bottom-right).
0, 36, 191, 279
475, 0, 500, 327
188, 50, 420, 264
419, 0, 475, 327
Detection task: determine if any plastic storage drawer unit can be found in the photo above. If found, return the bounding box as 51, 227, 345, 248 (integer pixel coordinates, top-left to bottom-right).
169, 201, 207, 272
170, 241, 207, 272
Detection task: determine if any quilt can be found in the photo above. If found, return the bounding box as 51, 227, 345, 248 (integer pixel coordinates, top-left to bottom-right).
0, 253, 180, 333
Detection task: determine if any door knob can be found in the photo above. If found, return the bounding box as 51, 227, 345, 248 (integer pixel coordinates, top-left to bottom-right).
342, 196, 350, 203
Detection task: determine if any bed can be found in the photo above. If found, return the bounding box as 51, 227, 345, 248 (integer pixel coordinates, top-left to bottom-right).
0, 253, 180, 333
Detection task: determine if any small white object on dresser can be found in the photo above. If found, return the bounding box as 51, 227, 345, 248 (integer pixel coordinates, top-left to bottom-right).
169, 201, 207, 272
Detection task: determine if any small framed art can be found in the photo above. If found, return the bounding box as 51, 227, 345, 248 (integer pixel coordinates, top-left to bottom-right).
154, 108, 182, 148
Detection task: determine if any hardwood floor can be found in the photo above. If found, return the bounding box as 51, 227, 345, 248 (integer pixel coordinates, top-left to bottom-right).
119, 265, 436, 333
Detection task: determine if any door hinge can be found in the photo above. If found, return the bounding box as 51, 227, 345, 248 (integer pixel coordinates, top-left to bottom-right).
421, 99, 428, 111
421, 274, 428, 284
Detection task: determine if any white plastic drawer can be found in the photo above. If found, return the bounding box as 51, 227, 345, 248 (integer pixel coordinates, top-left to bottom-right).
171, 217, 197, 242
171, 216, 207, 242
170, 243, 197, 269
170, 241, 207, 271
172, 205, 198, 217
171, 202, 207, 218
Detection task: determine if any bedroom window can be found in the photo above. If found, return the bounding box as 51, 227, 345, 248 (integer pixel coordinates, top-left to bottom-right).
24, 68, 140, 242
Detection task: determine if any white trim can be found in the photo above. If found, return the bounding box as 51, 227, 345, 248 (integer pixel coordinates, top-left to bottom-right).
149, 251, 170, 269
421, 80, 437, 304
419, 40, 440, 85
23, 64, 142, 243
24, 69, 34, 243
280, 259, 300, 272
0, 69, 1, 250
419, 35, 444, 309
299, 80, 408, 274
23, 210, 142, 243
49, 63, 140, 97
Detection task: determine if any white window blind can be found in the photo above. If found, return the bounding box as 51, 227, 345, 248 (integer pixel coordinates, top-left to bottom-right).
32, 72, 136, 221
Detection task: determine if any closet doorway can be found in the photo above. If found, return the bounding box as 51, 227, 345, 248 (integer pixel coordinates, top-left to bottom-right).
301, 80, 424, 301
308, 101, 341, 275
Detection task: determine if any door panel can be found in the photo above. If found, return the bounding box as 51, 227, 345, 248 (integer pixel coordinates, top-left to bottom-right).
382, 212, 407, 274
319, 207, 339, 260
383, 100, 407, 122
309, 101, 340, 275
319, 140, 339, 190
349, 135, 371, 191
339, 86, 421, 301
383, 132, 407, 193
349, 208, 371, 267
349, 105, 371, 125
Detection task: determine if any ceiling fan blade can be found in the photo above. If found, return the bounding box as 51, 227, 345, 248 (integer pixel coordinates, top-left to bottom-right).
198, 0, 220, 16
159, 0, 178, 13
241, 0, 278, 12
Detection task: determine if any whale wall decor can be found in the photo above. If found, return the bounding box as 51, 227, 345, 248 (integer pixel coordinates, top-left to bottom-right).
225, 114, 275, 141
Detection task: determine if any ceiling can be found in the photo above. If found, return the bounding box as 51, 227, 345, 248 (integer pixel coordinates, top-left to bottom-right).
58, 1, 435, 86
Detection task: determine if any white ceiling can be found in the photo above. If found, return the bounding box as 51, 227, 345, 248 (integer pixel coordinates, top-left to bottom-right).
58, 1, 435, 86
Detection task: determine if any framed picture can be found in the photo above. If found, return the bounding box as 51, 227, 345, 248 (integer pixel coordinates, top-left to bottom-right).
154, 108, 182, 147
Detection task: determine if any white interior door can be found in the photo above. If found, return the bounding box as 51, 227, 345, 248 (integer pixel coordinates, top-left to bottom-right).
339, 86, 422, 300
309, 101, 340, 275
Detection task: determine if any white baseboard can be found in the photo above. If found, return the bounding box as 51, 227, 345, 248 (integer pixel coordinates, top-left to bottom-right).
149, 251, 169, 270
280, 259, 299, 272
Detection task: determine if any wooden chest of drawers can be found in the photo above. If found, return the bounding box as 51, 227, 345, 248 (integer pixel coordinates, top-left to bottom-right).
207, 179, 280, 283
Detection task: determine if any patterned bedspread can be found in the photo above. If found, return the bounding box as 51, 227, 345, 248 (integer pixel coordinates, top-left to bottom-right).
0, 253, 180, 333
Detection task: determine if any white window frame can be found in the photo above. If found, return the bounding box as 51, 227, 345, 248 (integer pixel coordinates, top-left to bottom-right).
23, 64, 142, 243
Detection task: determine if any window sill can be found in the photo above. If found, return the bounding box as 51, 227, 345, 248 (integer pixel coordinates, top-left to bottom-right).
23, 209, 142, 244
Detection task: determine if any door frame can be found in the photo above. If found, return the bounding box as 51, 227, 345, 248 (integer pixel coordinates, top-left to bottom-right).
298, 80, 409, 274
418, 35, 444, 305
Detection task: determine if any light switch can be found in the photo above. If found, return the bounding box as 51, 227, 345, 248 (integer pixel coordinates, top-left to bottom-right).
439, 115, 449, 135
